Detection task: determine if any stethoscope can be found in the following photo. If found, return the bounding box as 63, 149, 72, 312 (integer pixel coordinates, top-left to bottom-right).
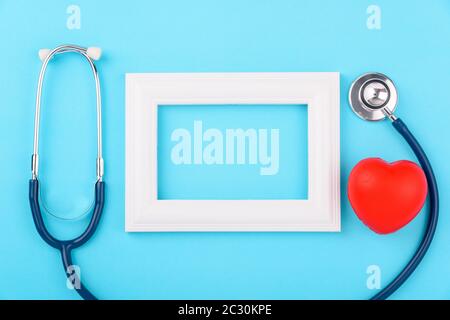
349, 72, 439, 300
29, 44, 104, 300
29, 45, 438, 300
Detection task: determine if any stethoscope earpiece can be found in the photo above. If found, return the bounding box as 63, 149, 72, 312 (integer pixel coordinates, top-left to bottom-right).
86, 47, 102, 60
38, 46, 102, 62
38, 48, 51, 62
349, 72, 398, 121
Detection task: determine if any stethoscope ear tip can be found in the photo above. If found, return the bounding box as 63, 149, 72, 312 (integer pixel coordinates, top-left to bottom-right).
38, 48, 51, 62
87, 47, 102, 61
38, 46, 102, 62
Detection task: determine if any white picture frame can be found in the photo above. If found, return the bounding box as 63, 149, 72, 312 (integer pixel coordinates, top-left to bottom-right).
125, 72, 340, 232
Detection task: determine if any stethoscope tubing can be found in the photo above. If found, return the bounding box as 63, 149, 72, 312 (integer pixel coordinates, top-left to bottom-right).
29, 179, 104, 300
370, 118, 439, 300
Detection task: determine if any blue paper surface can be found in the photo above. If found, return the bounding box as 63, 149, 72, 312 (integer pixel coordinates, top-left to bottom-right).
0, 0, 450, 299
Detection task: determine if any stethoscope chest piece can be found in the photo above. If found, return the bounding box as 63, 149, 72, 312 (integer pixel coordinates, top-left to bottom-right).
349, 72, 398, 121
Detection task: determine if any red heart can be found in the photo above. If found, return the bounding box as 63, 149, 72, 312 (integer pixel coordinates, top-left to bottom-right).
348, 158, 427, 234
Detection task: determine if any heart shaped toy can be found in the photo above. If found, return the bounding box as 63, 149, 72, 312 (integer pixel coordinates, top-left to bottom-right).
348, 158, 427, 234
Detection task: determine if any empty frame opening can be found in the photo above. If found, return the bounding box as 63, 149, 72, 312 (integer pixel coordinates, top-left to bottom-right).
157, 104, 308, 200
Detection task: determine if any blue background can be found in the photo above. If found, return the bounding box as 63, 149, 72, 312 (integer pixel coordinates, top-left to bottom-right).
0, 0, 449, 299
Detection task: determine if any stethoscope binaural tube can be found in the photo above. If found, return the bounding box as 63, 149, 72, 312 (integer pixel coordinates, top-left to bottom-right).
29, 45, 105, 300
349, 73, 439, 300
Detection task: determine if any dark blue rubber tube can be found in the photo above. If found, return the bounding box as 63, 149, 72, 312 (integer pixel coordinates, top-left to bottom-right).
29, 179, 105, 300
370, 118, 439, 300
